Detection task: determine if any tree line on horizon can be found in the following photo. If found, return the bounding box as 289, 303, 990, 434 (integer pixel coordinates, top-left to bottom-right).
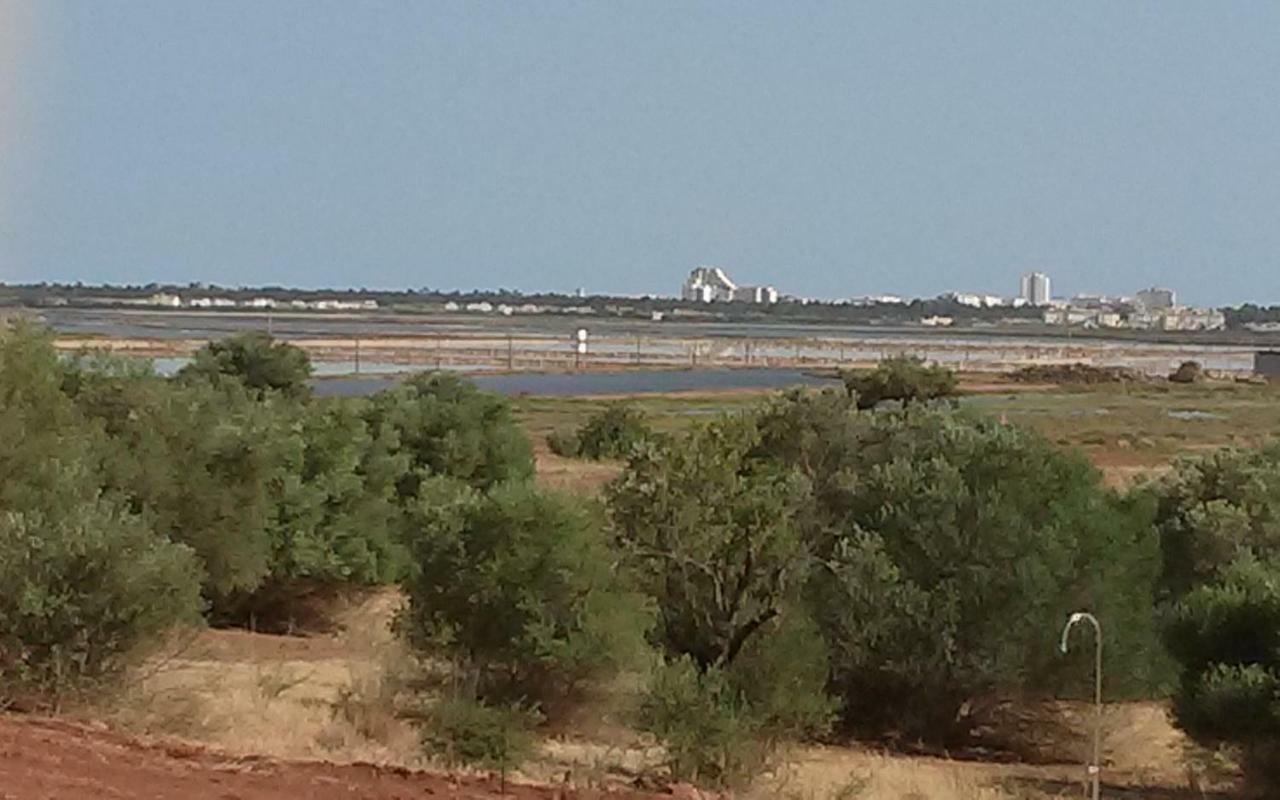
1, 329, 1279, 791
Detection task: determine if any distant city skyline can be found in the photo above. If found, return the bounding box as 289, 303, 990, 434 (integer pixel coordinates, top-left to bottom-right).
2, 3, 1279, 305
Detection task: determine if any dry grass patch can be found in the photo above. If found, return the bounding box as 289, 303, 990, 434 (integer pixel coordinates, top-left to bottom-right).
749, 748, 1033, 800
98, 591, 423, 767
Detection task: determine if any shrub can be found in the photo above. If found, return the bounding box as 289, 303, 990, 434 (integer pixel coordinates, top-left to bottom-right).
0, 500, 203, 703
1147, 445, 1280, 600
398, 479, 650, 706
420, 697, 537, 770
574, 402, 653, 460
1151, 447, 1280, 791
1164, 555, 1280, 791
637, 619, 833, 788
841, 355, 957, 410
0, 327, 203, 703
754, 393, 1167, 741
179, 332, 313, 399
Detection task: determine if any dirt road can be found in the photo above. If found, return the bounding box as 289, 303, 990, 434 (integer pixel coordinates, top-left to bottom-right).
0, 715, 663, 800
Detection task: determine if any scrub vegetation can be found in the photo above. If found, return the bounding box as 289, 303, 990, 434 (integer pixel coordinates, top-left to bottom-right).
4, 322, 1280, 794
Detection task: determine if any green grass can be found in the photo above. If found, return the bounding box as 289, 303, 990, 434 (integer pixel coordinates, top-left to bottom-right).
512, 393, 768, 446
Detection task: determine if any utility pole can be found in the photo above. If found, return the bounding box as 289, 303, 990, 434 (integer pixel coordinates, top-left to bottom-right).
1061, 611, 1103, 800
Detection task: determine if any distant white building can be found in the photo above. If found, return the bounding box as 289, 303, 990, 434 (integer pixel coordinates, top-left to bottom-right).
148, 292, 181, 308
188, 296, 231, 308
681, 266, 777, 304
1131, 307, 1225, 332
950, 293, 1009, 308
731, 285, 779, 304
1134, 287, 1177, 311
1019, 272, 1052, 306
1044, 307, 1099, 326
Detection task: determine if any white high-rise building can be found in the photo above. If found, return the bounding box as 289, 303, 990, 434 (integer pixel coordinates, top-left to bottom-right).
1019, 272, 1051, 306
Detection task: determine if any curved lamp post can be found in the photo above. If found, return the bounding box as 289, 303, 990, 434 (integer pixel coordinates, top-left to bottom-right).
1060, 611, 1102, 800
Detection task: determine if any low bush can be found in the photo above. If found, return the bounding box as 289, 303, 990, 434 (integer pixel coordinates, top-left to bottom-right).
547, 403, 654, 461
637, 657, 766, 788
420, 696, 538, 769
545, 429, 581, 458
398, 478, 650, 706
575, 403, 653, 459
1170, 360, 1205, 384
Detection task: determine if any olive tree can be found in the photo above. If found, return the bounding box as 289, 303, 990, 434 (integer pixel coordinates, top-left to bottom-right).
841, 354, 958, 410
608, 416, 833, 783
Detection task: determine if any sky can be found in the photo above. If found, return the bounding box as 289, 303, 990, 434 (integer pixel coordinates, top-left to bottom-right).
1, 2, 1278, 305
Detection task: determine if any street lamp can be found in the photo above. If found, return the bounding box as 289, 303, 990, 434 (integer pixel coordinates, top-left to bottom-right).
1060, 611, 1102, 800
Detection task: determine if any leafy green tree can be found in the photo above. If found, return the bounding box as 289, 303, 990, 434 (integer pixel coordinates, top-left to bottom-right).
609, 415, 833, 783
65, 364, 295, 600
263, 398, 407, 586
608, 416, 814, 671
179, 332, 313, 399
756, 393, 1166, 741
841, 354, 958, 410
398, 478, 649, 705
364, 373, 534, 498
1149, 446, 1280, 600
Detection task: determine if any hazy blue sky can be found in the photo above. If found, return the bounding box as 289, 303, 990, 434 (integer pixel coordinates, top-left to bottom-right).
2, 2, 1278, 304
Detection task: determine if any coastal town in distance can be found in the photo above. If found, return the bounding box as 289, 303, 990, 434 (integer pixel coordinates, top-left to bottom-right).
0, 265, 1265, 335
6, 265, 1280, 385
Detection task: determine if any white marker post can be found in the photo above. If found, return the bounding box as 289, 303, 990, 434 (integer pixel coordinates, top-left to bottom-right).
575, 328, 588, 370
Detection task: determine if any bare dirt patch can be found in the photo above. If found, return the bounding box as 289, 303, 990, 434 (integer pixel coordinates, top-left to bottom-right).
0, 714, 666, 800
